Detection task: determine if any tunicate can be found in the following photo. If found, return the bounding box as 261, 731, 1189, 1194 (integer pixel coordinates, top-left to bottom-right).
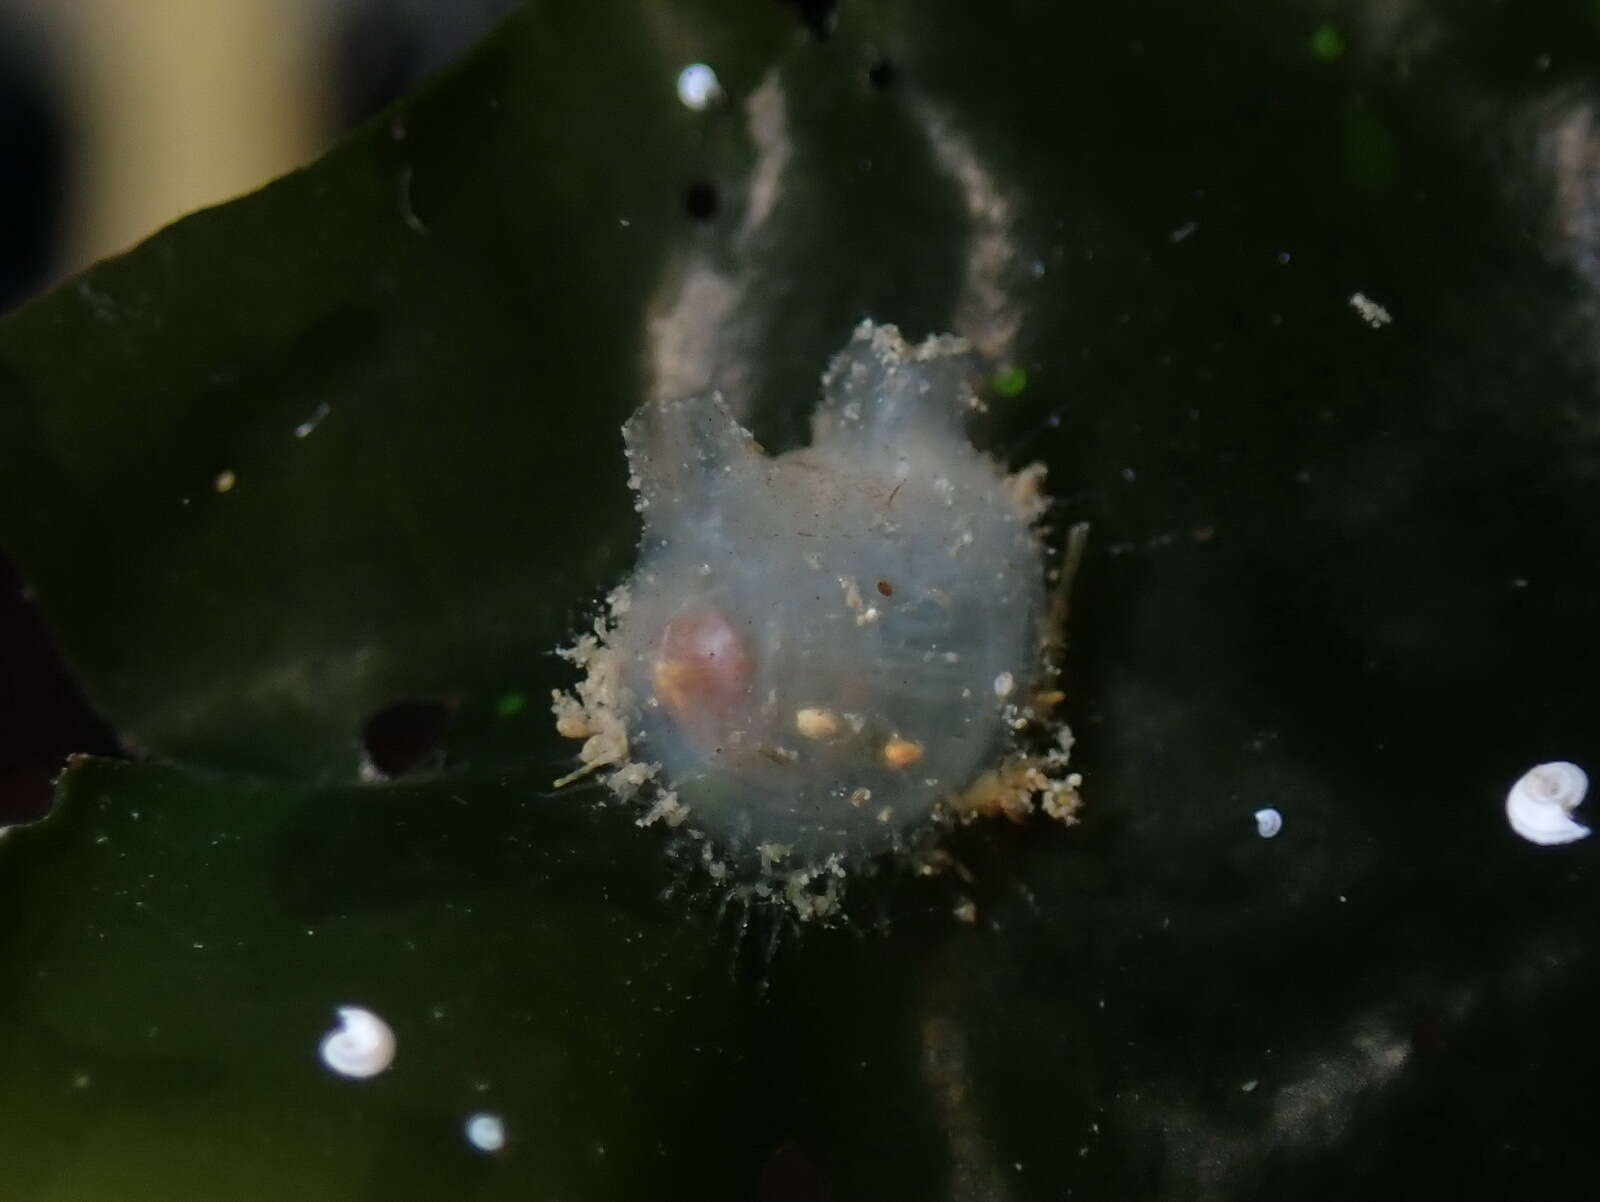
555, 322, 1068, 870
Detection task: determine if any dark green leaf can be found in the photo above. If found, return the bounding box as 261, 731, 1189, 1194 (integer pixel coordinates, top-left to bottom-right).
0, 756, 756, 1199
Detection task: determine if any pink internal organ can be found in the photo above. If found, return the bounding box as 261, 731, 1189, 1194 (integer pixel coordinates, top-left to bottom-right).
652, 607, 755, 738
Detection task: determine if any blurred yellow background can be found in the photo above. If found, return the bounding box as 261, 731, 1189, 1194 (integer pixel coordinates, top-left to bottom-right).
0, 0, 515, 295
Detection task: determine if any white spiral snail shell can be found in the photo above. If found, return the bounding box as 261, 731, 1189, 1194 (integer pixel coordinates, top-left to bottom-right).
1505, 761, 1590, 846
318, 1006, 396, 1079
1253, 807, 1283, 838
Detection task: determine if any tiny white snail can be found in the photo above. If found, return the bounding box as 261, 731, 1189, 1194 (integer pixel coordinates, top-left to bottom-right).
318, 1006, 396, 1079
675, 63, 722, 111
1505, 761, 1590, 846
464, 1112, 507, 1153
1254, 807, 1283, 839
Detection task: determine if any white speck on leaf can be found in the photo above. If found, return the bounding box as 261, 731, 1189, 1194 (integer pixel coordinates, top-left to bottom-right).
1348, 292, 1392, 328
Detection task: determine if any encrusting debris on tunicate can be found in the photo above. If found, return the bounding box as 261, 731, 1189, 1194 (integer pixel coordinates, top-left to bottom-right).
552, 320, 1084, 917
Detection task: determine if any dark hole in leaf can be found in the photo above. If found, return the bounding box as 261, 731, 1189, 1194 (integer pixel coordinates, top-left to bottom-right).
774, 0, 837, 41
0, 554, 120, 825
866, 58, 895, 89
0, 767, 57, 826
758, 1140, 830, 1202
361, 699, 449, 778
684, 180, 719, 221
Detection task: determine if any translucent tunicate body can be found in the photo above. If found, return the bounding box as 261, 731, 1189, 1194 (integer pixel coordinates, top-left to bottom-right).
562, 322, 1054, 863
